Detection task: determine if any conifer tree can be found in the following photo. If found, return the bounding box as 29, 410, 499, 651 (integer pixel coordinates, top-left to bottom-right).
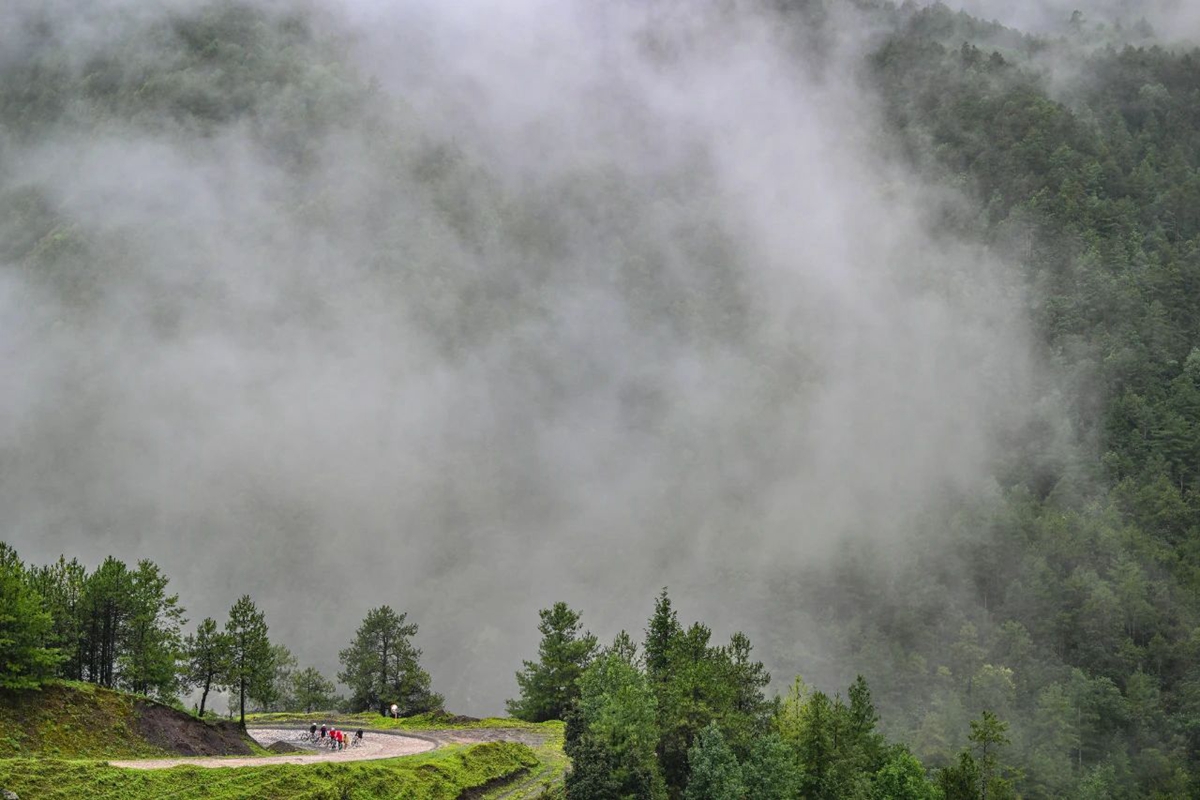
338, 605, 441, 715
0, 557, 62, 689
183, 617, 229, 716
223, 595, 273, 727
507, 601, 597, 722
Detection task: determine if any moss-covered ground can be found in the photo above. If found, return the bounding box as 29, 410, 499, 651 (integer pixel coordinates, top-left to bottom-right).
476, 723, 567, 800
0, 681, 172, 759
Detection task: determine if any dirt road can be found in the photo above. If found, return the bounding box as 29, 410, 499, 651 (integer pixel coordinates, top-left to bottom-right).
110, 725, 552, 771
110, 727, 437, 769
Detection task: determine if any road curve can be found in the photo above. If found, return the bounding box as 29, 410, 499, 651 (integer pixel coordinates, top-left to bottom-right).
110, 727, 437, 769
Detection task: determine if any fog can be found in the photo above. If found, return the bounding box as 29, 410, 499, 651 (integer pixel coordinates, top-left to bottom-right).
954, 0, 1200, 41
2, 0, 1038, 713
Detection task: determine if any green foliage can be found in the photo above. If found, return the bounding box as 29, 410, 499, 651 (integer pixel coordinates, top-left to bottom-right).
79, 556, 132, 688
337, 605, 442, 716
969, 711, 1014, 800
252, 643, 298, 712
224, 595, 273, 727
553, 593, 933, 799
0, 558, 62, 689
741, 732, 799, 800
182, 617, 229, 717
119, 560, 186, 700
507, 602, 598, 723
938, 751, 983, 800
567, 647, 664, 800
684, 723, 743, 800
293, 666, 338, 713
872, 747, 935, 800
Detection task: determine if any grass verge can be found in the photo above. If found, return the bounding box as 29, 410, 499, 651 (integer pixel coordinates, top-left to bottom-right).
0, 741, 538, 800
477, 723, 567, 799
0, 681, 170, 759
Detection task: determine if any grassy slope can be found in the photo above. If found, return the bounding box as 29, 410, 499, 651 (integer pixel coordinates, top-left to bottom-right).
0, 741, 538, 800
0, 686, 558, 798
477, 724, 567, 800
0, 681, 173, 758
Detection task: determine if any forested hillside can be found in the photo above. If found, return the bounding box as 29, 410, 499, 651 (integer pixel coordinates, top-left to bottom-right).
3, 1, 1200, 798
773, 3, 1200, 797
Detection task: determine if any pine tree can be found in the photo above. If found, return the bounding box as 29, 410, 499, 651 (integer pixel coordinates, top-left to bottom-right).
223, 595, 273, 727
506, 602, 597, 722
0, 557, 62, 689
119, 560, 186, 699
644, 588, 680, 683
293, 666, 337, 712
183, 617, 229, 716
338, 606, 441, 715
969, 711, 1012, 800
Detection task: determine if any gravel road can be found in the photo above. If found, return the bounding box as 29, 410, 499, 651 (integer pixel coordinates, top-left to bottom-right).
109, 727, 437, 769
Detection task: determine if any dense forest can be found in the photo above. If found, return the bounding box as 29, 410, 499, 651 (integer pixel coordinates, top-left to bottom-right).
3, 0, 1200, 798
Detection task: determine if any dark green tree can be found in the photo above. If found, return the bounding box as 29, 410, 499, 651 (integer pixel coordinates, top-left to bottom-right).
685, 722, 744, 800
644, 588, 681, 683
937, 751, 982, 800
338, 606, 441, 715
293, 666, 337, 712
969, 711, 1013, 800
567, 647, 665, 800
119, 559, 186, 699
872, 746, 936, 800
26, 556, 87, 681
0, 557, 62, 689
223, 595, 273, 727
506, 601, 598, 722
79, 556, 131, 687
183, 617, 228, 716
252, 643, 297, 711
742, 731, 799, 800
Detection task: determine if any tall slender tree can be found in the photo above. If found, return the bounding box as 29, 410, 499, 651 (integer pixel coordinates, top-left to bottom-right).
120, 560, 186, 699
183, 617, 229, 716
80, 557, 131, 687
223, 595, 273, 727
507, 602, 598, 722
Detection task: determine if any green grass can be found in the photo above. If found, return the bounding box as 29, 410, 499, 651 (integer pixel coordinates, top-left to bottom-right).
0, 741, 538, 799
477, 723, 567, 800
0, 681, 171, 759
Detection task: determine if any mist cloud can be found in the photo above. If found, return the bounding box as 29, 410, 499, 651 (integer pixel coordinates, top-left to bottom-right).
953, 0, 1200, 41
3, 0, 1038, 712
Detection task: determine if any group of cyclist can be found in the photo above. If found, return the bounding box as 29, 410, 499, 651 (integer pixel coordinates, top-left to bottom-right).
307, 722, 363, 750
